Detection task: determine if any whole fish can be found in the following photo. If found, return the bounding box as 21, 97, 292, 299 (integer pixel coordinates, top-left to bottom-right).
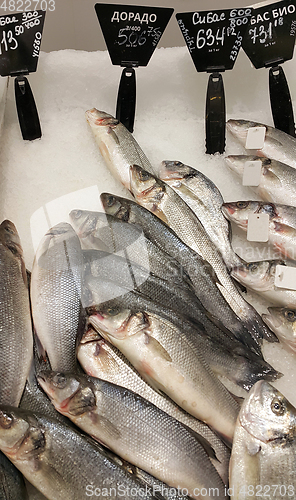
85, 108, 155, 189
222, 201, 296, 261
30, 223, 83, 372
0, 451, 28, 499
77, 327, 230, 484
38, 371, 226, 500
229, 380, 296, 499
88, 301, 240, 444
231, 260, 296, 308
225, 155, 296, 207
0, 220, 33, 406
129, 166, 276, 347
262, 308, 296, 354
158, 160, 242, 269
100, 192, 271, 354
226, 119, 296, 168
0, 406, 163, 500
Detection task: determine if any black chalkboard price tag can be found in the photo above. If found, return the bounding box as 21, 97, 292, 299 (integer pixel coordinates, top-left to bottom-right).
242, 0, 296, 136
95, 3, 173, 132
176, 7, 253, 154
0, 10, 46, 140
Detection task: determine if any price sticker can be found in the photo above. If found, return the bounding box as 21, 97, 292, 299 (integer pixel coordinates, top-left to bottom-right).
243, 160, 262, 186
243, 0, 296, 68
247, 212, 269, 241
245, 126, 266, 149
0, 10, 46, 76
275, 264, 296, 290
95, 3, 173, 67
176, 7, 253, 72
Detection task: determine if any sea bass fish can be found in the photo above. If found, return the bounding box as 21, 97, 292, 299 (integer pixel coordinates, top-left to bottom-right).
85, 108, 155, 189
0, 450, 28, 500
0, 406, 161, 500
129, 166, 276, 347
38, 371, 226, 500
225, 155, 296, 207
262, 308, 296, 354
226, 119, 296, 168
30, 223, 83, 372
231, 260, 296, 308
229, 381, 296, 499
88, 301, 240, 444
222, 201, 296, 261
158, 160, 242, 269
77, 328, 230, 483
0, 220, 33, 406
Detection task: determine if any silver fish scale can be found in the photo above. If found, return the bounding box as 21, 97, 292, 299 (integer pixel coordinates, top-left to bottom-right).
0, 244, 32, 406
116, 124, 155, 175
79, 338, 230, 483
90, 378, 226, 496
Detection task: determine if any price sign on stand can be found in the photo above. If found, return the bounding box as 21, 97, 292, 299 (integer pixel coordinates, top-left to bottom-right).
242, 0, 296, 136
176, 7, 253, 154
95, 3, 173, 132
0, 10, 46, 140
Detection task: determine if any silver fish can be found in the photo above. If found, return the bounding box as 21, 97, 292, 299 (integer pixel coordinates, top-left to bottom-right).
230, 380, 296, 499
88, 301, 240, 444
225, 155, 296, 207
0, 406, 161, 500
262, 308, 296, 354
38, 371, 226, 500
30, 223, 83, 372
0, 450, 28, 499
129, 166, 276, 347
226, 119, 296, 168
222, 201, 296, 261
85, 108, 155, 189
231, 260, 296, 308
0, 220, 33, 406
158, 160, 241, 269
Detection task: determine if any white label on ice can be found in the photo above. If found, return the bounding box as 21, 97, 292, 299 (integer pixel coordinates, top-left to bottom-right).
245, 126, 266, 150
275, 265, 296, 290
247, 213, 269, 242
243, 160, 262, 186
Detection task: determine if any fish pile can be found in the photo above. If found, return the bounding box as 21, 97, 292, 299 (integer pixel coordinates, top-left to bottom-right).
1, 111, 296, 500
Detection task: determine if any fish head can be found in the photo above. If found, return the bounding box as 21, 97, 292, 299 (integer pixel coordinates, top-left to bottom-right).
100, 193, 131, 222
88, 302, 147, 342
224, 155, 262, 176
0, 407, 39, 458
231, 260, 281, 292
78, 336, 120, 379
38, 371, 96, 417
158, 160, 191, 181
69, 210, 107, 239
130, 165, 166, 216
85, 109, 119, 129
262, 308, 296, 351
239, 381, 296, 443
222, 201, 260, 229
0, 220, 23, 257
226, 119, 265, 145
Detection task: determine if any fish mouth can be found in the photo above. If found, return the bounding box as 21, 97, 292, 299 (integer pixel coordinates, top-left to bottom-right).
85, 109, 119, 127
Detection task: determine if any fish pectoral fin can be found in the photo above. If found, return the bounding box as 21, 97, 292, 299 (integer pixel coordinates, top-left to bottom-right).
184, 426, 219, 462
92, 415, 121, 441
144, 333, 172, 362
263, 168, 282, 187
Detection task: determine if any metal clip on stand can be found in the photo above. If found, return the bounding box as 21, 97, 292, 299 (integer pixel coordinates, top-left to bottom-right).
205, 72, 226, 155
269, 65, 295, 137
14, 75, 41, 141
116, 66, 136, 133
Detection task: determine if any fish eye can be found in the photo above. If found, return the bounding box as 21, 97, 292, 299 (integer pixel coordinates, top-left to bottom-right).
139, 170, 150, 181
236, 201, 249, 209
174, 161, 183, 167
284, 310, 296, 322
106, 196, 116, 208
247, 263, 258, 273
271, 397, 286, 416
52, 373, 67, 389
107, 307, 119, 316
72, 210, 82, 220
4, 226, 14, 235
0, 411, 13, 429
